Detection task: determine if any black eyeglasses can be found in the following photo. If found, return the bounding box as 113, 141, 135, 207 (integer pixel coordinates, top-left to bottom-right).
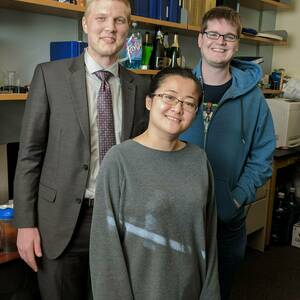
151, 93, 198, 113
203, 31, 239, 42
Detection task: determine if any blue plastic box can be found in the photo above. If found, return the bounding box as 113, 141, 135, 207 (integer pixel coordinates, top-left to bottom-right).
50, 41, 88, 61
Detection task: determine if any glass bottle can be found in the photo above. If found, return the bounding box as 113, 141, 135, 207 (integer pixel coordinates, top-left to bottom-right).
141, 32, 153, 69
170, 33, 182, 68
274, 192, 286, 221
125, 22, 142, 69
150, 27, 165, 70
288, 186, 296, 207
163, 32, 171, 66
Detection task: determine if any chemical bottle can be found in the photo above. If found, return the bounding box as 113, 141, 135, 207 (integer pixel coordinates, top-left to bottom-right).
170, 33, 182, 67
125, 22, 142, 69
141, 32, 153, 69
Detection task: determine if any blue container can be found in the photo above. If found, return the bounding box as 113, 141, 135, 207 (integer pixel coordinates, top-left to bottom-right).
0, 207, 14, 220
50, 41, 88, 61
0, 207, 17, 252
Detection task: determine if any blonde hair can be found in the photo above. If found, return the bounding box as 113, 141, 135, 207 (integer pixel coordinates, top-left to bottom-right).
84, 0, 131, 18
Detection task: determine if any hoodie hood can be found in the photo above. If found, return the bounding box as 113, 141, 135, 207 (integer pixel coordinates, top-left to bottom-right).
194, 58, 263, 99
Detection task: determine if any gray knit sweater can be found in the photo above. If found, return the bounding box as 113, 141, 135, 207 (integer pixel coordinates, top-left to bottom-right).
90, 140, 220, 300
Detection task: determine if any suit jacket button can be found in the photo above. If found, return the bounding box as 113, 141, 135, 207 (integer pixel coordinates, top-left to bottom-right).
76, 198, 82, 204
83, 164, 88, 170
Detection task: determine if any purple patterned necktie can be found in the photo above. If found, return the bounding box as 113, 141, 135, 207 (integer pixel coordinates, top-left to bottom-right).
94, 70, 116, 163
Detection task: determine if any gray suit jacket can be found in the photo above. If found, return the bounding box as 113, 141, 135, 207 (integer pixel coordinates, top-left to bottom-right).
14, 54, 150, 259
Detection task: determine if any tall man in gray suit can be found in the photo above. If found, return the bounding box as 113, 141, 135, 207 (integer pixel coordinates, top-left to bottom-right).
13, 0, 150, 299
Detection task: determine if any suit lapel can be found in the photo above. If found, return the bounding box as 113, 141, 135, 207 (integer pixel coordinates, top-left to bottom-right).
68, 54, 90, 144
119, 65, 136, 141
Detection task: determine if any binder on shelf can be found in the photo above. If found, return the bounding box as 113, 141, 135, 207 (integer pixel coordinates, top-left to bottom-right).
169, 0, 180, 23
149, 0, 158, 19
157, 0, 169, 21
50, 41, 87, 61
133, 0, 149, 18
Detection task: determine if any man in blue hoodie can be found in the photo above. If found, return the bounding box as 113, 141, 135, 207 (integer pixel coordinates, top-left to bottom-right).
181, 6, 275, 300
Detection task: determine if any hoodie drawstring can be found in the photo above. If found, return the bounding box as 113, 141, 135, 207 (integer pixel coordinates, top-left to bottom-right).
240, 98, 246, 144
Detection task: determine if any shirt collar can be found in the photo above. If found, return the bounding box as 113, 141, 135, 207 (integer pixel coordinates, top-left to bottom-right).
84, 49, 119, 78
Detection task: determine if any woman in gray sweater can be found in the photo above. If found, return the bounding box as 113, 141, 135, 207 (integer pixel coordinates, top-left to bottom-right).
90, 67, 220, 300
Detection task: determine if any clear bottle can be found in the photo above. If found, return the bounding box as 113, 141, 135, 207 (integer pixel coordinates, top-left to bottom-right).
141, 32, 153, 69
125, 22, 142, 69
170, 33, 182, 68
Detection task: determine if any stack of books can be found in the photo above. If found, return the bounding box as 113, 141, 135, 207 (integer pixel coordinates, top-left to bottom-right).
242, 28, 288, 42
256, 30, 288, 41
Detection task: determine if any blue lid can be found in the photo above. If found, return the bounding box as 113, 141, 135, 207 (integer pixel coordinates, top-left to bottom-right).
0, 208, 14, 220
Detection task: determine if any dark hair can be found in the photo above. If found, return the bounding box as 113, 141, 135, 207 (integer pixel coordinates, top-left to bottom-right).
148, 67, 202, 106
201, 6, 242, 37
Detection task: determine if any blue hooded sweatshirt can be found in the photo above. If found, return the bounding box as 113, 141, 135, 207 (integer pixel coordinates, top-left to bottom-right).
181, 58, 276, 223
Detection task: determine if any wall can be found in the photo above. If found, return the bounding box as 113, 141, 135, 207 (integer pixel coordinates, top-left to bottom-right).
273, 1, 300, 78
0, 8, 80, 144
239, 6, 276, 75
0, 8, 79, 86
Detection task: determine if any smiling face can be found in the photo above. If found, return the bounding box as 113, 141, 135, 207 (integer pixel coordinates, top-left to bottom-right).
82, 0, 130, 66
198, 18, 239, 69
146, 75, 200, 138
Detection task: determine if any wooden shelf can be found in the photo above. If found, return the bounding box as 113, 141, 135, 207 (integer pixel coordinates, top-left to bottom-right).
262, 88, 282, 95
131, 69, 159, 75
240, 0, 292, 10
0, 251, 20, 264
187, 25, 201, 32
0, 0, 85, 19
131, 15, 187, 33
240, 33, 288, 45
0, 93, 28, 101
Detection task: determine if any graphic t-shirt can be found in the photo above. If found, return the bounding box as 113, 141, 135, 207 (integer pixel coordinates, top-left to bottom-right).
202, 79, 232, 131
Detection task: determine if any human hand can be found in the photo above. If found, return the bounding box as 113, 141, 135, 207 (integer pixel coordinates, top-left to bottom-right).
17, 227, 42, 272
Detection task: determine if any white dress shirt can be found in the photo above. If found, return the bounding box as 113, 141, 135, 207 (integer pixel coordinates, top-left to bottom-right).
84, 50, 123, 199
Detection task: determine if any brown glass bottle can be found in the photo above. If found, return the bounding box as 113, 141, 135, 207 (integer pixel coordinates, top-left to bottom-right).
170, 33, 181, 68
150, 28, 165, 70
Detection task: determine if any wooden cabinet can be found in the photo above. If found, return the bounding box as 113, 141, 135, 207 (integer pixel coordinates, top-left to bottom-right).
246, 181, 271, 251
265, 148, 300, 247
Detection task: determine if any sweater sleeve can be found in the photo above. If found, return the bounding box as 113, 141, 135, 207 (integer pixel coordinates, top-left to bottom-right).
90, 149, 134, 300
199, 159, 220, 300
232, 95, 275, 206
